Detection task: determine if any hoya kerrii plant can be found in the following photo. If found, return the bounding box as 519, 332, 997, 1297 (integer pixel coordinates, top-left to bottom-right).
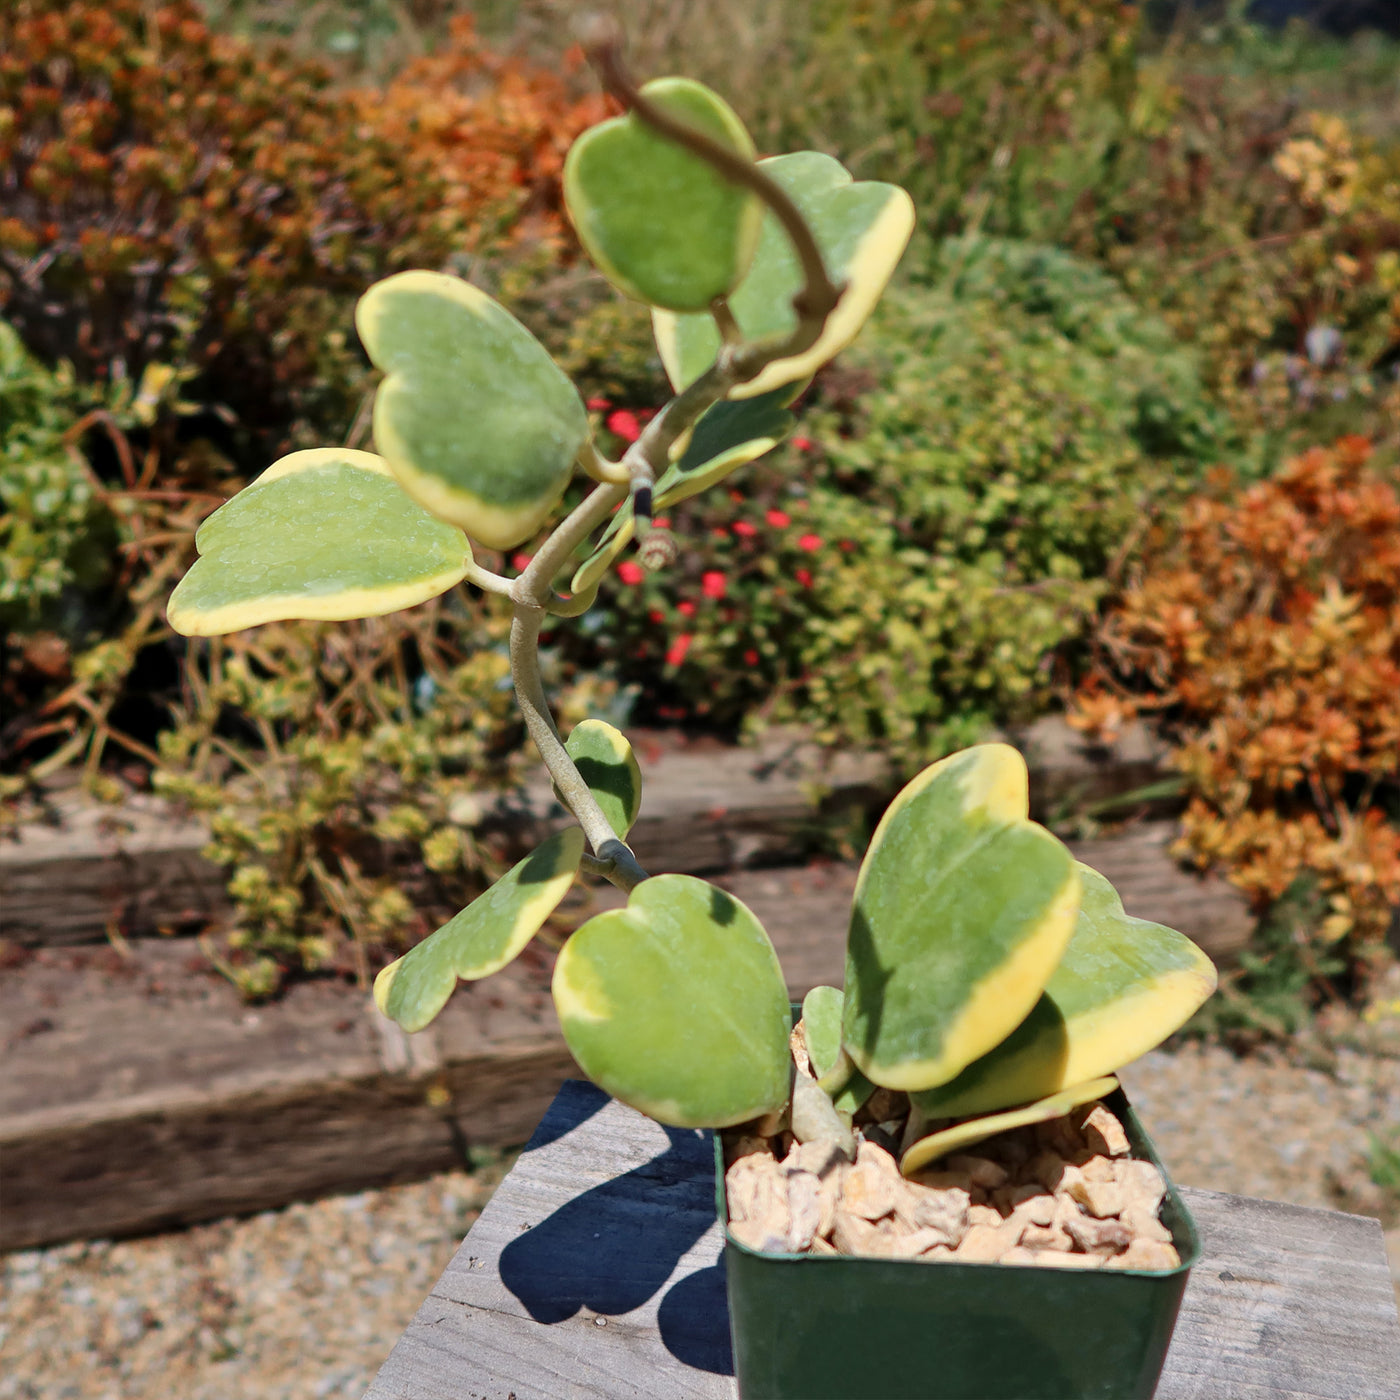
165, 28, 1216, 1180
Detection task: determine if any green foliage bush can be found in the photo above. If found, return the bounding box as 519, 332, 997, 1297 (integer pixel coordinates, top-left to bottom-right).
616, 1, 1400, 456
571, 238, 1226, 767
0, 322, 115, 633
153, 602, 617, 995
605, 0, 1141, 247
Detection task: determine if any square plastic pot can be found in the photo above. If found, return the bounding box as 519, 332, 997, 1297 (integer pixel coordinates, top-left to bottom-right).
717, 1084, 1199, 1400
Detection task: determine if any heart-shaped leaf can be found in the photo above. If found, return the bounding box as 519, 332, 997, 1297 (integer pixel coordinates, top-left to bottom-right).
553, 874, 791, 1128
900, 1076, 1120, 1177
357, 271, 587, 550
653, 151, 914, 398
565, 719, 642, 840
564, 78, 763, 313
801, 985, 845, 1080
800, 984, 874, 1111
166, 449, 470, 637
843, 744, 1080, 1093
570, 392, 794, 595
374, 828, 584, 1034
912, 865, 1218, 1120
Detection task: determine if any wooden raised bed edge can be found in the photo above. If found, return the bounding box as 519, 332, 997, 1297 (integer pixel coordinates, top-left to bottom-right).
1, 716, 1217, 948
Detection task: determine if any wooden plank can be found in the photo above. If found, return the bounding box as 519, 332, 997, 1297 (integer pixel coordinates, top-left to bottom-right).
367, 1083, 1400, 1400
0, 872, 853, 1252
0, 731, 889, 947
1, 717, 1187, 948
1161, 1189, 1400, 1400
366, 1082, 731, 1400
0, 1043, 578, 1253
0, 790, 228, 946
0, 942, 574, 1251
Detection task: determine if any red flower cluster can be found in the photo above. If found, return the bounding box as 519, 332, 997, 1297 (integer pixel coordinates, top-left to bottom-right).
606, 409, 642, 444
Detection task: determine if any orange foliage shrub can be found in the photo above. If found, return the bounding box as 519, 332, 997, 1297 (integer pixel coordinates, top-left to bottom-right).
356, 17, 611, 252
0, 3, 603, 444
1071, 436, 1400, 988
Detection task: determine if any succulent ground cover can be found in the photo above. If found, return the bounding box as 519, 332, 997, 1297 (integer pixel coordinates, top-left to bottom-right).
1071, 434, 1400, 1013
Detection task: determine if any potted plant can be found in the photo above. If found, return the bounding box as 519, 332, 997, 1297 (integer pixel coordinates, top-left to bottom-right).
166, 25, 1217, 1399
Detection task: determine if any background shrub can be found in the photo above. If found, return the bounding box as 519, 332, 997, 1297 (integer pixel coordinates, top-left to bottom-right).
0, 0, 470, 449
1093, 87, 1400, 456
153, 601, 613, 996
568, 241, 1226, 768
0, 4, 615, 984
0, 321, 114, 635
357, 16, 610, 253
1071, 434, 1400, 997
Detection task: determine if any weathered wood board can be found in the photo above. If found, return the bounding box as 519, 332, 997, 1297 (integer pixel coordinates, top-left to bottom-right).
2, 731, 889, 946
366, 1082, 1400, 1400
0, 945, 570, 1251
0, 874, 883, 1251
1, 717, 1196, 947
0, 789, 228, 946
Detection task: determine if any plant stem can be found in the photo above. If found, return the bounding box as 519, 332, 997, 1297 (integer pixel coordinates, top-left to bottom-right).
503, 22, 848, 895
463, 560, 515, 596
509, 601, 649, 892
581, 17, 844, 327
514, 480, 626, 609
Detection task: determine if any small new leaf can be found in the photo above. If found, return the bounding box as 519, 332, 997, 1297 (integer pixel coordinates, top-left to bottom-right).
900, 1076, 1120, 1177
801, 985, 845, 1080
571, 392, 794, 596
565, 719, 643, 840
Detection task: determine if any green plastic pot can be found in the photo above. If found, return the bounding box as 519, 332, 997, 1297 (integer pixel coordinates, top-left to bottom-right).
717, 1084, 1199, 1400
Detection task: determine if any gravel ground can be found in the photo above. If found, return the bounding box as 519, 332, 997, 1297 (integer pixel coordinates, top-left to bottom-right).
0, 1160, 513, 1400
4, 1042, 1398, 1399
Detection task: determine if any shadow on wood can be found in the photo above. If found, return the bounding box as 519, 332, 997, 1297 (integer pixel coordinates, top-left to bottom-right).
499, 1085, 715, 1328
367, 1082, 1400, 1400
499, 1084, 733, 1376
